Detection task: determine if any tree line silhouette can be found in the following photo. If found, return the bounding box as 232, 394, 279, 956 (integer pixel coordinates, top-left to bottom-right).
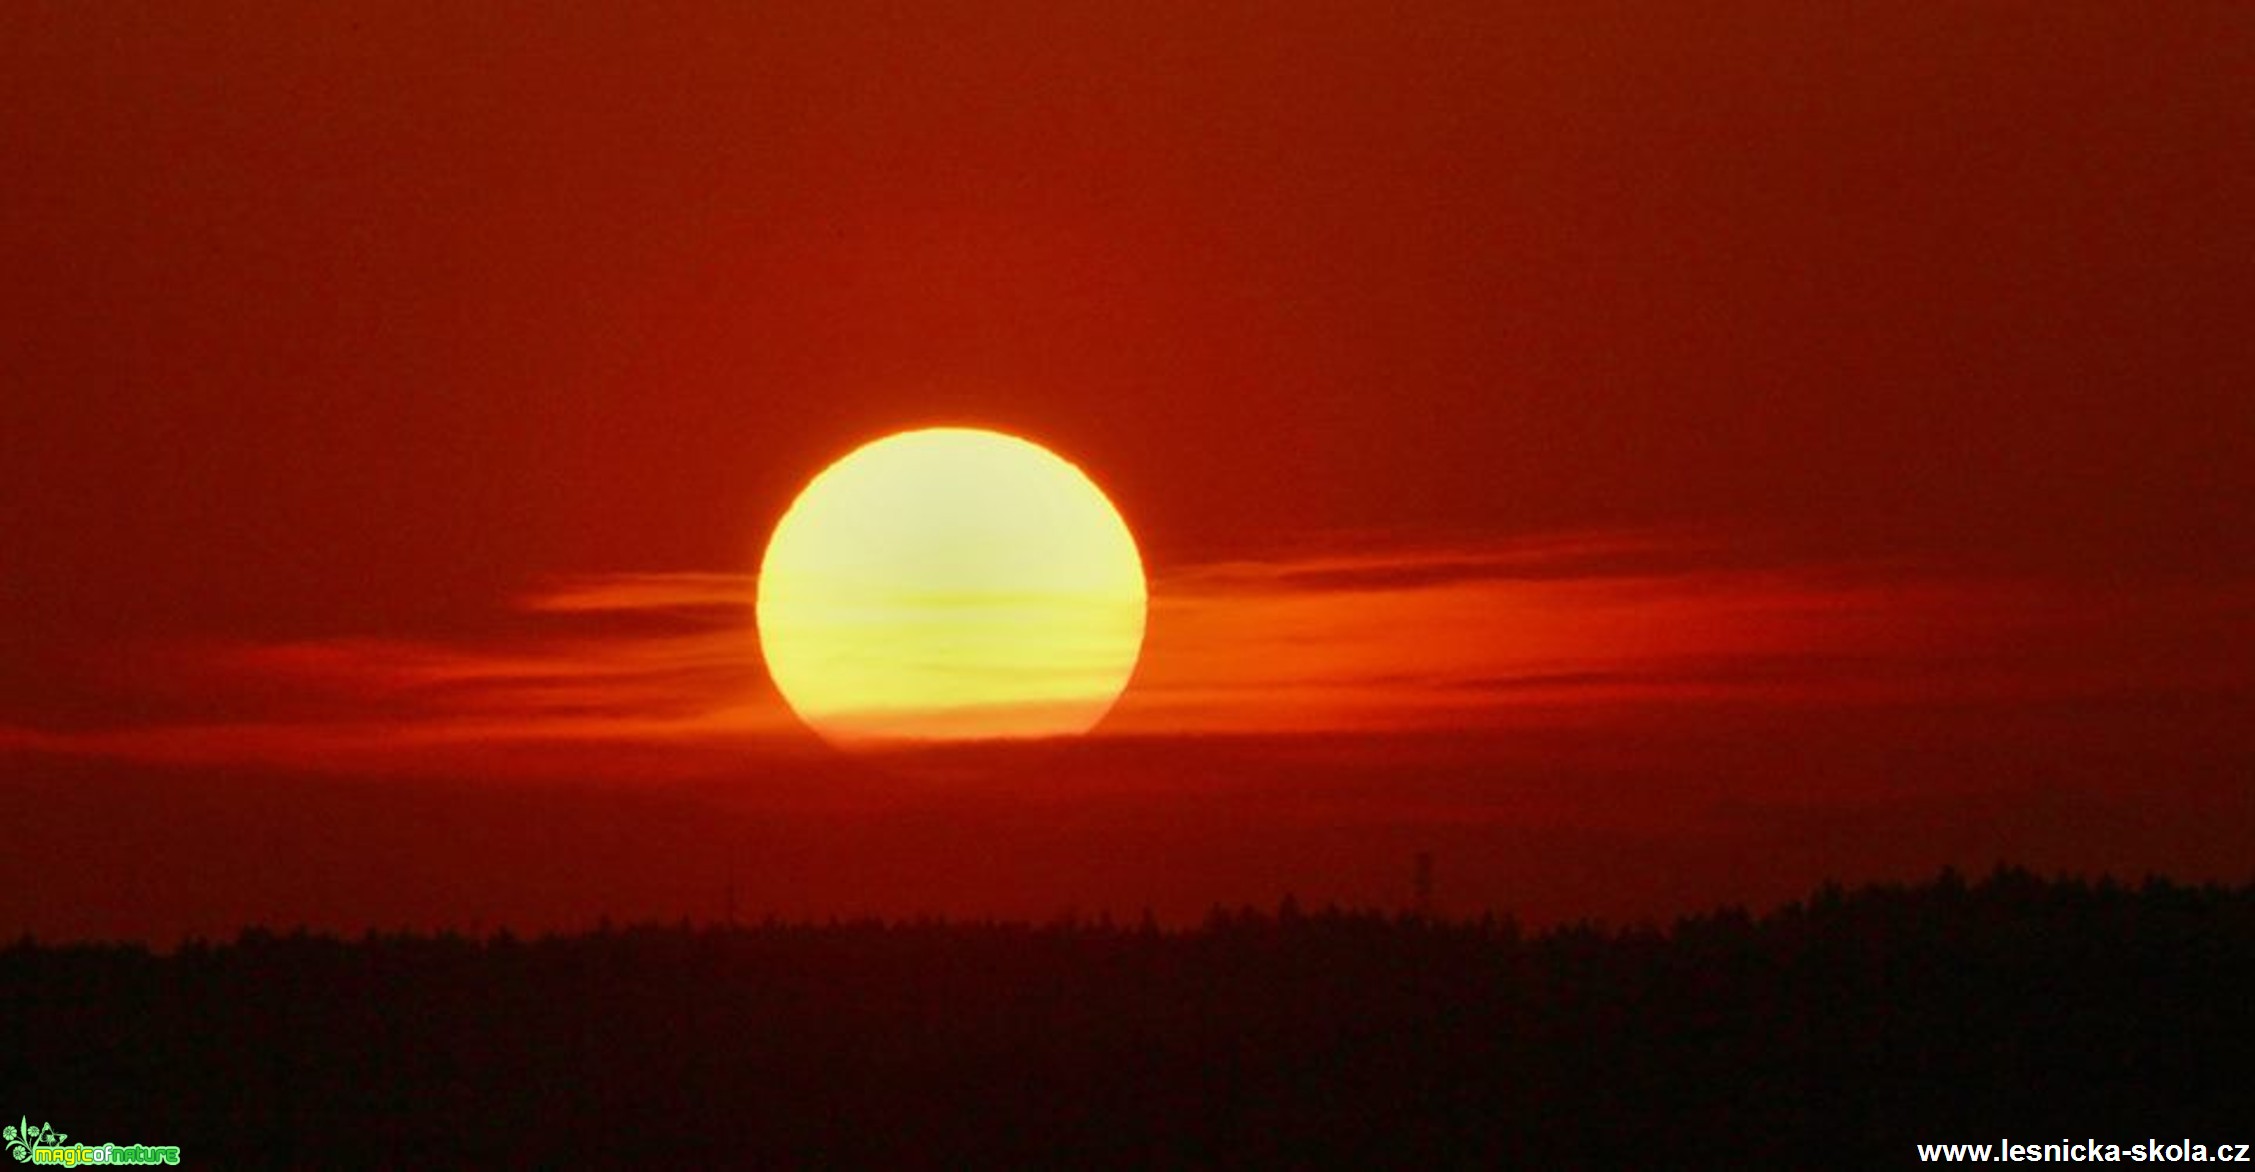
4, 866, 2250, 1168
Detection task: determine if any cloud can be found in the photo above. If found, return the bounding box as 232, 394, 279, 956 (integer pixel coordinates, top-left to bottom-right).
1114, 532, 2255, 735
5, 531, 2247, 777
1, 577, 794, 777
516, 573, 753, 617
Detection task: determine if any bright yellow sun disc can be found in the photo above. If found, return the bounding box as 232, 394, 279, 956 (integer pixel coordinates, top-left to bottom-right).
756, 427, 1147, 746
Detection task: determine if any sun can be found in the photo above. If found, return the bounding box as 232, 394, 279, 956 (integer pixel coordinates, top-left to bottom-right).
755, 427, 1148, 747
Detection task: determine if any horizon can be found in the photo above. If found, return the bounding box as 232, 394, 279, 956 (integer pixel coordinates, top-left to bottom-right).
15, 863, 2248, 955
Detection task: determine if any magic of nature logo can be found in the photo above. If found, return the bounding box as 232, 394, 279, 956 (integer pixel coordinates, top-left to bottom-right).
5, 1119, 179, 1166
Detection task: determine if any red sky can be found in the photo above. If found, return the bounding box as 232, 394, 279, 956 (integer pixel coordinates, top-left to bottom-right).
4, 3, 2251, 941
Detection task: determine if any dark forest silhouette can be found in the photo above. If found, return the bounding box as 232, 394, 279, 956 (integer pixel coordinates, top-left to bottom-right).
6, 867, 2251, 1168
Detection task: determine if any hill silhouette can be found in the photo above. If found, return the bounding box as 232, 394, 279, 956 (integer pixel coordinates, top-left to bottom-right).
5, 867, 2251, 1168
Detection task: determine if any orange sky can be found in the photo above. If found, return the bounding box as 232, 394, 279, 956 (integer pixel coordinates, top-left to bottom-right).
3, 3, 2250, 941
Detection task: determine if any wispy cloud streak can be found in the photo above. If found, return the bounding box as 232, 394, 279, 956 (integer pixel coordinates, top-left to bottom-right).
4, 530, 2246, 775
516, 573, 753, 617
1114, 533, 2253, 734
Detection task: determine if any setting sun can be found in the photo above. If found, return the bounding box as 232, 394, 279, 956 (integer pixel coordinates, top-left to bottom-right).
755, 427, 1147, 746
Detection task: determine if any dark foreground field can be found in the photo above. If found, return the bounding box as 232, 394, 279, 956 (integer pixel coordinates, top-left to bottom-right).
5, 869, 2251, 1168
